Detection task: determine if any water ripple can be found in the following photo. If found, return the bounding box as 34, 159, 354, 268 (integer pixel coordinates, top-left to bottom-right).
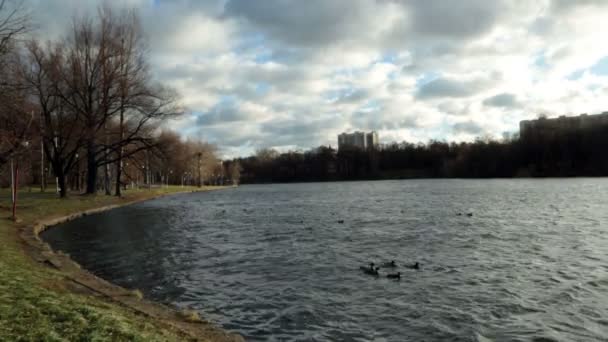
42, 179, 608, 341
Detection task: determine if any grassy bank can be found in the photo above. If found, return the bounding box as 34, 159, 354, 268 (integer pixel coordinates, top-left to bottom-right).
0, 186, 226, 341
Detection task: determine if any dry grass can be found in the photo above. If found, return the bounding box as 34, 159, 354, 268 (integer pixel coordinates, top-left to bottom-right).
179, 309, 203, 323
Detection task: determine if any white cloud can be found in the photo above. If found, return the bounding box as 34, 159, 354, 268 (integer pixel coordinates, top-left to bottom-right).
27, 0, 608, 157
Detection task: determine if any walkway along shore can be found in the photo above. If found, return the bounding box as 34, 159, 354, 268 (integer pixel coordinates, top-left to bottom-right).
11, 187, 243, 341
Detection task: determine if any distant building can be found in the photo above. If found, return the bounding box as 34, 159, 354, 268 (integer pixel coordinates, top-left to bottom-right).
338, 131, 379, 150
366, 131, 379, 148
520, 112, 608, 139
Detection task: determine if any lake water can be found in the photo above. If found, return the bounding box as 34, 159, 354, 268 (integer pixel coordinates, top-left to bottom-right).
41, 180, 608, 341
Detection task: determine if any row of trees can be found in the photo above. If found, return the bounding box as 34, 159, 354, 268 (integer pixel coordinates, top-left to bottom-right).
0, 3, 237, 197
0, 0, 30, 168
235, 125, 608, 183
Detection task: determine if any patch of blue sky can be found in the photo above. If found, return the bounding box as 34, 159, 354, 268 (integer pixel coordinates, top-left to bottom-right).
415, 71, 441, 88
323, 88, 348, 102
182, 113, 204, 134
380, 52, 398, 64
388, 70, 399, 81
565, 56, 608, 80
590, 56, 608, 75
360, 99, 381, 111
254, 50, 274, 64
567, 69, 585, 81
255, 82, 271, 95
233, 32, 266, 55
533, 51, 550, 70
217, 94, 238, 106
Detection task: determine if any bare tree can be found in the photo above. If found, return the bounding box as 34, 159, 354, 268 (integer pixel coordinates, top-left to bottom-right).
22, 41, 85, 197
0, 0, 30, 167
49, 6, 182, 195
227, 160, 242, 185
0, 0, 27, 56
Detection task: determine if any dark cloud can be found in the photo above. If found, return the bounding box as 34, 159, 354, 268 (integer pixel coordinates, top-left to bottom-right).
224, 0, 512, 51
192, 124, 259, 147
550, 0, 608, 13
223, 0, 373, 47
258, 116, 343, 148
350, 110, 419, 131
483, 93, 520, 108
437, 101, 471, 116
196, 103, 251, 126
262, 116, 341, 136
417, 77, 489, 99
400, 0, 506, 39
452, 120, 483, 135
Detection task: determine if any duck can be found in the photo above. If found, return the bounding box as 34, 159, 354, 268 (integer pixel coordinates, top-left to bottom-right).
407, 262, 421, 270
358, 262, 375, 271
359, 263, 379, 276
466, 213, 473, 217
381, 260, 397, 268
337, 220, 345, 224
386, 272, 401, 279
365, 267, 380, 276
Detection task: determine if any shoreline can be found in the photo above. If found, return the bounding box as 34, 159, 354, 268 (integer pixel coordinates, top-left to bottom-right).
239, 176, 608, 186
18, 187, 243, 342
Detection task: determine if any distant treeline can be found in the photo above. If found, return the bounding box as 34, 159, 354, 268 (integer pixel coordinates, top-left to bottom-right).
234, 126, 608, 183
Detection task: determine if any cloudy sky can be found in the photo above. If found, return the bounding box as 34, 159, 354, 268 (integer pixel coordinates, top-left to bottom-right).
30, 0, 608, 157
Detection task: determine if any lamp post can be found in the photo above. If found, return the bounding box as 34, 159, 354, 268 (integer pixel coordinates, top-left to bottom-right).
53, 131, 60, 195
75, 153, 79, 192
141, 165, 146, 189
40, 111, 45, 193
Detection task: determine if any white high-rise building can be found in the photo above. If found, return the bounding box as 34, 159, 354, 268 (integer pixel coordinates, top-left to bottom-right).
337, 131, 379, 150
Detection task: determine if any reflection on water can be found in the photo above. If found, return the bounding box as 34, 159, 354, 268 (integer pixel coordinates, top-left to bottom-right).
42, 179, 608, 341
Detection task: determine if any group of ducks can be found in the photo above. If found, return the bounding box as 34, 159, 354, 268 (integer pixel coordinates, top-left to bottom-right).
359, 260, 420, 279
457, 212, 474, 217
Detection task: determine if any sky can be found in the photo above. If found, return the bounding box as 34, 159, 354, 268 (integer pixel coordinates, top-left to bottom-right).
29, 0, 608, 158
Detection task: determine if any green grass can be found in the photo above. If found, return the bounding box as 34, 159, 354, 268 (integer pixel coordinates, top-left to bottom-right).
0, 186, 219, 341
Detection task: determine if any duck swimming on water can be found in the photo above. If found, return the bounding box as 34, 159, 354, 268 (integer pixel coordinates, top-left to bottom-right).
381, 260, 397, 268
360, 263, 379, 276
386, 272, 401, 279
407, 262, 420, 270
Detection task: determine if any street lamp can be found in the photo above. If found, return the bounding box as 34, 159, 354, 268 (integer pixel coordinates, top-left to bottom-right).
75, 153, 80, 192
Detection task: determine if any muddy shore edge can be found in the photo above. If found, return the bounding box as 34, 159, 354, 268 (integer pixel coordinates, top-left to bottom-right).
18, 188, 244, 342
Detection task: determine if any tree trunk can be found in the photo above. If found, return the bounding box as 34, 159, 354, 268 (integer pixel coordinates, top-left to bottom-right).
57, 168, 67, 198
197, 153, 202, 188
104, 162, 111, 195
85, 141, 97, 194
115, 157, 122, 196
115, 110, 124, 197
104, 124, 111, 195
